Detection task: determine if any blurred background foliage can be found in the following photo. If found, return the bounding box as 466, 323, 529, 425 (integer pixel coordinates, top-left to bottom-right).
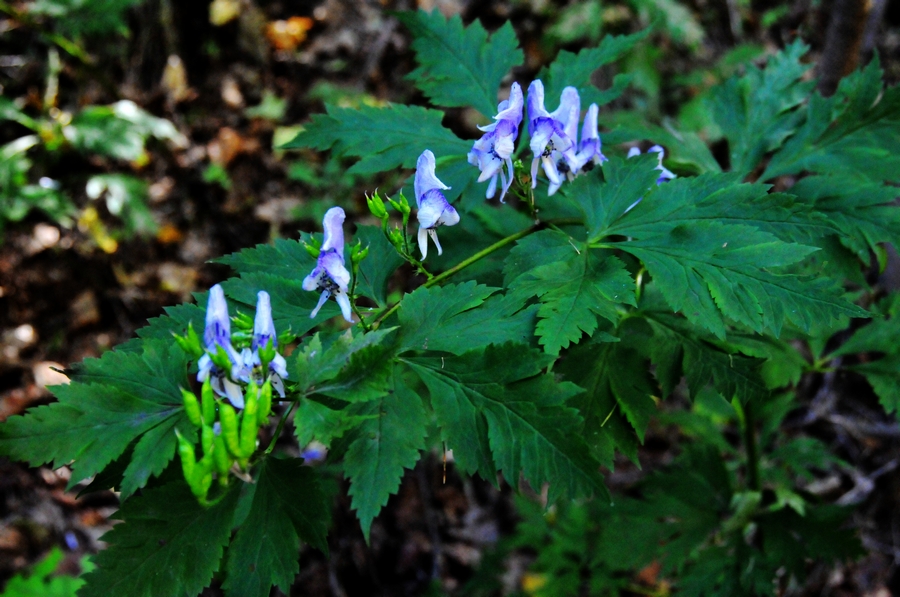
1, 0, 900, 595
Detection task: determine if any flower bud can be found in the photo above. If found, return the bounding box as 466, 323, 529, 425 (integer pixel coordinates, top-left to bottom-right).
181, 388, 202, 427
366, 192, 388, 219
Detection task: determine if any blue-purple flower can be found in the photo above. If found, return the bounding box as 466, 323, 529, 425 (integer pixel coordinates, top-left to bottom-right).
573, 103, 607, 171
197, 284, 245, 408
467, 82, 523, 203
527, 81, 609, 195
527, 80, 580, 196
415, 149, 459, 260
627, 145, 676, 184
303, 206, 354, 323
240, 290, 289, 397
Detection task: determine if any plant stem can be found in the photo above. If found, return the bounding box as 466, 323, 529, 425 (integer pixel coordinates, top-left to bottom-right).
742, 400, 761, 492
369, 218, 580, 329
263, 401, 297, 456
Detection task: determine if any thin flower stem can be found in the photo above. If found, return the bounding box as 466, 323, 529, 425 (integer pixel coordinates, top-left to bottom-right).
741, 400, 761, 492
369, 218, 580, 329
263, 401, 297, 456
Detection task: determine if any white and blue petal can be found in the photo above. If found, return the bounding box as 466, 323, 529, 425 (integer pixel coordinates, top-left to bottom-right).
321, 206, 346, 254
416, 189, 459, 260
303, 209, 355, 323
414, 149, 450, 208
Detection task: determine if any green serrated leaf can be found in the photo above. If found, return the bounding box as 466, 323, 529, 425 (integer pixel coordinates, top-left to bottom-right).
396, 11, 523, 117
762, 58, 900, 182
290, 328, 397, 398
557, 339, 655, 466
223, 458, 329, 597
539, 30, 649, 108
707, 41, 813, 174
397, 281, 536, 355
0, 340, 191, 499
406, 343, 608, 503
509, 248, 635, 354
282, 104, 475, 202
643, 303, 769, 404
78, 482, 239, 597
789, 175, 900, 262
344, 372, 428, 541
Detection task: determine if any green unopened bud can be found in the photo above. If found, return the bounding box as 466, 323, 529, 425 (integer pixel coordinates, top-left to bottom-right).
201, 424, 216, 456
258, 380, 272, 425
181, 389, 202, 427
219, 403, 241, 457
277, 328, 296, 346
233, 310, 253, 331
238, 386, 259, 458
175, 430, 196, 484
201, 379, 216, 425
366, 192, 388, 219
302, 236, 322, 258
350, 241, 369, 266
212, 434, 232, 480
388, 228, 404, 251
259, 337, 276, 372
210, 344, 233, 373
173, 324, 203, 358
387, 193, 411, 217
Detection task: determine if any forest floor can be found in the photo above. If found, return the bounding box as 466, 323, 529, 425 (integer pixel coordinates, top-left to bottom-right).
1, 0, 900, 595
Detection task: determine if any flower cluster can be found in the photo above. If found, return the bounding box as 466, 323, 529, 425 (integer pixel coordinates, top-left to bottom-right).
468, 79, 608, 198
197, 284, 289, 408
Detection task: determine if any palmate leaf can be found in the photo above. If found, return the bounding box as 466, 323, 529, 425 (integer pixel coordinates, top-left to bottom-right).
290, 328, 396, 402
538, 30, 648, 107
78, 482, 239, 597
642, 299, 769, 405
508, 247, 635, 355
576, 160, 867, 337
396, 11, 523, 118
762, 58, 900, 182
788, 175, 900, 262
556, 336, 656, 467
605, 171, 835, 245
707, 40, 813, 175
0, 340, 191, 499
405, 343, 608, 503
396, 281, 536, 355
343, 372, 428, 540
282, 104, 477, 203
223, 458, 330, 597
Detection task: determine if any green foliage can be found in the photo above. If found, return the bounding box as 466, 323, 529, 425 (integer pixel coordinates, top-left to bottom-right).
343, 375, 428, 540
28, 0, 144, 37
708, 41, 813, 174
79, 482, 239, 597
222, 458, 330, 596
1, 548, 92, 597
396, 11, 524, 117
2, 13, 898, 597
405, 343, 608, 503
762, 58, 900, 182
0, 340, 191, 499
539, 30, 648, 108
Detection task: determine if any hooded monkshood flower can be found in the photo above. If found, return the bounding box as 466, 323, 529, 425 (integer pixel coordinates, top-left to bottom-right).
467, 82, 523, 203
627, 145, 676, 184
303, 207, 354, 323
573, 103, 607, 172
240, 290, 289, 397
527, 80, 580, 196
197, 284, 245, 408
415, 149, 459, 260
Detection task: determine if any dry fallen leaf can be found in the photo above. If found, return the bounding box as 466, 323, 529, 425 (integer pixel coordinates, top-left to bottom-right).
265, 17, 314, 51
